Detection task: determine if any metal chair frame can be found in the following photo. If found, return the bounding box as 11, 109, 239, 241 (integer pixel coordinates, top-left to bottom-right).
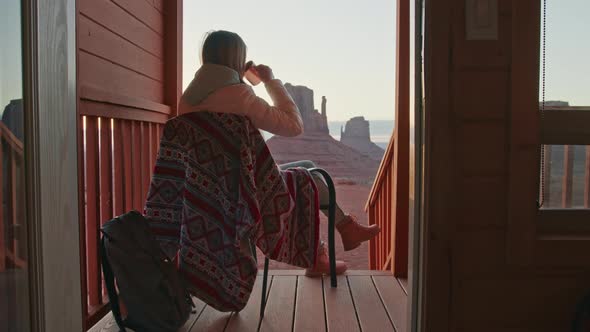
259, 167, 337, 319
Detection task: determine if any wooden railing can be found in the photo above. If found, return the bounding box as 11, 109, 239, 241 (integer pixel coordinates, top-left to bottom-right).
77, 90, 169, 326
540, 106, 590, 209
541, 145, 590, 208
0, 122, 26, 272
366, 0, 410, 277
366, 137, 396, 271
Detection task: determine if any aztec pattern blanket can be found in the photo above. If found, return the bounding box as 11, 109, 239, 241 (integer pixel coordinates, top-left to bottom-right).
144, 112, 320, 312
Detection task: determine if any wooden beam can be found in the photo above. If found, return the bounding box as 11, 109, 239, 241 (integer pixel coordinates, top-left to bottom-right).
561, 145, 574, 208
391, 0, 410, 278
542, 145, 552, 206
164, 0, 183, 116
0, 142, 4, 272
585, 146, 590, 208
541, 108, 590, 145
538, 209, 590, 234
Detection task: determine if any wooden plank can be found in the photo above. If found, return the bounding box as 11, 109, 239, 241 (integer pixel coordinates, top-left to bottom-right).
112, 0, 164, 35
259, 276, 297, 332
225, 278, 265, 332
541, 108, 590, 145
373, 276, 407, 332
77, 15, 163, 82
562, 145, 574, 208
189, 305, 232, 332
257, 270, 393, 276
391, 0, 410, 278
85, 116, 102, 306
112, 120, 124, 216
366, 136, 396, 209
378, 197, 383, 267
368, 207, 377, 269
37, 0, 84, 328
78, 0, 163, 58
294, 276, 326, 332
121, 121, 133, 211
178, 297, 207, 332
386, 169, 392, 270
132, 121, 143, 211
348, 276, 394, 331
78, 51, 163, 104
585, 146, 590, 208
148, 123, 155, 174
141, 122, 150, 203
77, 116, 89, 323
156, 123, 162, 148
398, 278, 408, 295
0, 143, 4, 271
323, 275, 360, 332
505, 0, 543, 265
79, 100, 168, 124
81, 85, 170, 114
163, 0, 183, 115
537, 209, 590, 234
542, 145, 552, 205
88, 297, 206, 332
151, 0, 164, 12
79, 51, 164, 104
99, 117, 113, 223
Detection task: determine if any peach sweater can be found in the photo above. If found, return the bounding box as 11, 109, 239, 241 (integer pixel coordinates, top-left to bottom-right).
178, 64, 303, 137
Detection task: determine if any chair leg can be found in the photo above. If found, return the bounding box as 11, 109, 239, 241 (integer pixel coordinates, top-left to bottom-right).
309, 168, 338, 288
260, 257, 270, 319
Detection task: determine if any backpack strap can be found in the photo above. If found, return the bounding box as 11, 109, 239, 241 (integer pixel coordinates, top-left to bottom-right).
100, 235, 127, 332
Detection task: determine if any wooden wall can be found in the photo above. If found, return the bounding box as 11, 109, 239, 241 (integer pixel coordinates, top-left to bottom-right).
77, 0, 174, 113
422, 0, 590, 331
75, 0, 182, 326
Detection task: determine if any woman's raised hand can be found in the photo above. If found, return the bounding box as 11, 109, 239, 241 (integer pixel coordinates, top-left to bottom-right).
253, 64, 274, 83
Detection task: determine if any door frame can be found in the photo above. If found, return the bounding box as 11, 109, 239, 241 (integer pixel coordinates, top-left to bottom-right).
407, 0, 426, 330
24, 0, 83, 330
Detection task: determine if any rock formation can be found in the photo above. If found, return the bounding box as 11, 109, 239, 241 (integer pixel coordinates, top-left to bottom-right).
267, 84, 380, 181
340, 116, 385, 161
542, 100, 569, 107
284, 83, 329, 134
266, 134, 381, 181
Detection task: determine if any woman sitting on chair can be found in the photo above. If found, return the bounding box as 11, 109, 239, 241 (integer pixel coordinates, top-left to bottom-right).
175, 30, 380, 276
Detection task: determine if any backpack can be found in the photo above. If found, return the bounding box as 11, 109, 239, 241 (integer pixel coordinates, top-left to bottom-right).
100, 210, 193, 332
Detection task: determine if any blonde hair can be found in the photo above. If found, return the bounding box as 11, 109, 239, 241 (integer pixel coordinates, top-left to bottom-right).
201, 30, 247, 75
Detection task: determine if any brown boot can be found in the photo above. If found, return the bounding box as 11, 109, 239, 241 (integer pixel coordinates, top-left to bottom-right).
336, 215, 381, 251
305, 242, 347, 277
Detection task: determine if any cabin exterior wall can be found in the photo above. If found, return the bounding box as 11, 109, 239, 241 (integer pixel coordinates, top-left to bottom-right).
423, 0, 590, 331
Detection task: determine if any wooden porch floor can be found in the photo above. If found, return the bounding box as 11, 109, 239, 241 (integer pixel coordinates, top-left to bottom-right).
89, 270, 407, 332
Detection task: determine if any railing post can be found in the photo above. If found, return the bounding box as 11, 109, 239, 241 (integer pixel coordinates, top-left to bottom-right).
390, 0, 410, 278
585, 146, 590, 208
542, 145, 552, 206
0, 140, 4, 272
562, 145, 574, 208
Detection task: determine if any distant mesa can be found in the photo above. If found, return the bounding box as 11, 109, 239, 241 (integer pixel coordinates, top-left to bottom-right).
542, 100, 569, 107
340, 116, 385, 161
284, 83, 329, 134
267, 84, 382, 181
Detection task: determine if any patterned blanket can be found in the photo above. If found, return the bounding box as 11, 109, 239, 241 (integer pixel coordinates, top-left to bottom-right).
144, 112, 320, 312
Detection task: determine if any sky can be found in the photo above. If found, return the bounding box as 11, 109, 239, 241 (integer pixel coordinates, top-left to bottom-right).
0, 0, 23, 112
0, 1, 588, 118
183, 0, 397, 121
542, 0, 590, 106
